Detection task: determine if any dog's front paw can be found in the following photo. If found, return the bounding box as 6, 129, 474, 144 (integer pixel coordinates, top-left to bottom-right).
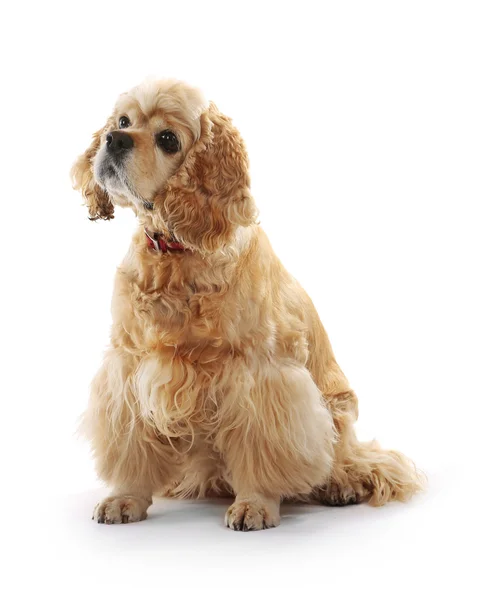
225, 495, 280, 531
93, 495, 150, 524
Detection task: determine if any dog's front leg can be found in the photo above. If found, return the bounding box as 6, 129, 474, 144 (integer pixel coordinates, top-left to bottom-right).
84, 348, 178, 524
217, 358, 335, 531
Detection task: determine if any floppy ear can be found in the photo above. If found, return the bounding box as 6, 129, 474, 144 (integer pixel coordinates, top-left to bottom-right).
158, 103, 257, 252
71, 122, 114, 221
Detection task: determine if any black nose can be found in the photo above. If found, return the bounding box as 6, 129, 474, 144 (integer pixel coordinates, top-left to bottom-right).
106, 130, 134, 155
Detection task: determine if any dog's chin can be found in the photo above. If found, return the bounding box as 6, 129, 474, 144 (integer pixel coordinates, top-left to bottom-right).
96, 175, 132, 209
94, 157, 144, 211
95, 154, 121, 190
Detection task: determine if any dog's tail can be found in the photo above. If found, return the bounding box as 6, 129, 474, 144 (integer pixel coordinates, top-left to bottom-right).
343, 438, 425, 505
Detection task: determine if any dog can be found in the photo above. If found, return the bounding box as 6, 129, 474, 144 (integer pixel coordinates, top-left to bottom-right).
71, 78, 423, 530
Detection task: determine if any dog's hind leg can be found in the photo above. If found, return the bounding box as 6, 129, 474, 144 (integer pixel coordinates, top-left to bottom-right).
304, 307, 424, 506
311, 390, 425, 507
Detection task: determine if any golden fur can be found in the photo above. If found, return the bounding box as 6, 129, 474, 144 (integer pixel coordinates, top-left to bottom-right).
71, 79, 424, 530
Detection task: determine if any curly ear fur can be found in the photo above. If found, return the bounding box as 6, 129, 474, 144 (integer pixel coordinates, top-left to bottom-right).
71, 124, 115, 221
154, 103, 257, 252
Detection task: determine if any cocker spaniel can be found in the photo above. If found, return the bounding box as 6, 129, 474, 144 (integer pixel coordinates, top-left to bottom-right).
71, 79, 423, 530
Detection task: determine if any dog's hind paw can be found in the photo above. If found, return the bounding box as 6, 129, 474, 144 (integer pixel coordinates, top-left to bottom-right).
313, 482, 367, 507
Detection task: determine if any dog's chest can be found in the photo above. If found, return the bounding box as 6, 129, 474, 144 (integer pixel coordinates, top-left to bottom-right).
112, 265, 232, 352
133, 348, 223, 439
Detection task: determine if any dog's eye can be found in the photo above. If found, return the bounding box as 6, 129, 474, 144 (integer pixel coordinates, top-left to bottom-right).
119, 116, 131, 129
157, 130, 180, 154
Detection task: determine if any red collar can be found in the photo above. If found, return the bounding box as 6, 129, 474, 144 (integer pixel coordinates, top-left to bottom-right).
144, 228, 186, 253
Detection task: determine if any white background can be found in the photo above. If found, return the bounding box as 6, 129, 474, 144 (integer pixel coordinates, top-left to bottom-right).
1, 1, 502, 598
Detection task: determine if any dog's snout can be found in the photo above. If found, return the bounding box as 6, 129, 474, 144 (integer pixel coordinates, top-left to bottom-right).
106, 130, 134, 155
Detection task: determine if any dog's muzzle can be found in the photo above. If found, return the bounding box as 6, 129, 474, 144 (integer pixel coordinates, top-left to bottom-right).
95, 130, 134, 190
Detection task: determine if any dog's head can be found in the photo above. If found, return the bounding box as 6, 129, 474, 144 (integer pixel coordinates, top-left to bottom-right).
71, 79, 257, 252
